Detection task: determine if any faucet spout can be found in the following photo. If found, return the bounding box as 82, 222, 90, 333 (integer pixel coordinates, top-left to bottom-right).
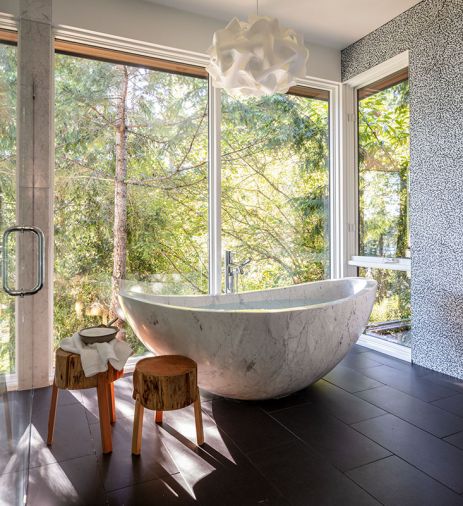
224, 250, 251, 293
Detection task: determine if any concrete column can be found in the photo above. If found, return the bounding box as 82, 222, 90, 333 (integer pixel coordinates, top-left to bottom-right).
16, 0, 54, 389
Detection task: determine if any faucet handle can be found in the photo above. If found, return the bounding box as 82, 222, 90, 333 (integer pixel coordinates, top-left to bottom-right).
239, 258, 251, 274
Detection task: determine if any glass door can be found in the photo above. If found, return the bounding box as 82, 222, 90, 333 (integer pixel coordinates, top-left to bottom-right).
0, 39, 32, 506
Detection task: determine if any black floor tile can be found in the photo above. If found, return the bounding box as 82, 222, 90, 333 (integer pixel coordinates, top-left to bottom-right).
432, 394, 463, 418
0, 470, 27, 505
0, 424, 29, 476
9, 347, 463, 506
0, 390, 33, 475
28, 454, 105, 506
357, 385, 463, 437
360, 351, 415, 373
339, 352, 383, 370
156, 412, 287, 506
106, 474, 196, 506
89, 414, 176, 492
352, 413, 463, 493
347, 455, 463, 506
248, 441, 379, 505
444, 431, 463, 450
422, 371, 463, 393
30, 401, 95, 468
271, 403, 391, 471
300, 380, 386, 424
259, 388, 313, 413
323, 364, 383, 393
106, 470, 287, 506
359, 365, 456, 402
33, 386, 82, 410
202, 398, 296, 454
351, 344, 370, 354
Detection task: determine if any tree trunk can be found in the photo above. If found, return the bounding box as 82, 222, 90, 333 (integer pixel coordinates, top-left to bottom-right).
110, 66, 129, 325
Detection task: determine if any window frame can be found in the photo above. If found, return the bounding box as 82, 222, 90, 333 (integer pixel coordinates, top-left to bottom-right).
342, 51, 412, 360
343, 51, 410, 274
51, 37, 340, 293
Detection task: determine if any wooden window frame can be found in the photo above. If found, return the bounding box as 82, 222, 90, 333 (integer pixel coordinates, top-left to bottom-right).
54, 40, 208, 79
357, 67, 409, 100
0, 29, 17, 45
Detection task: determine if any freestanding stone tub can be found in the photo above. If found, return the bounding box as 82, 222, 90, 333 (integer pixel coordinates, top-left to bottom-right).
119, 277, 376, 400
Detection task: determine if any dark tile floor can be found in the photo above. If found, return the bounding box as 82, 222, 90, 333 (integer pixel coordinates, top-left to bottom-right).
17, 345, 463, 505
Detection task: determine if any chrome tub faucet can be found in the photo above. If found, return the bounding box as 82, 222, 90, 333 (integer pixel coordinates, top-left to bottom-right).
224, 250, 251, 294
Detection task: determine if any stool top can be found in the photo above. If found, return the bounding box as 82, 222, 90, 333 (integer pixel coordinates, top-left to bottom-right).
135, 355, 197, 377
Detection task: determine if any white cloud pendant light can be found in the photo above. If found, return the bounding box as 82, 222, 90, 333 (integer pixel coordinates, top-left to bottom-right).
207, 15, 309, 98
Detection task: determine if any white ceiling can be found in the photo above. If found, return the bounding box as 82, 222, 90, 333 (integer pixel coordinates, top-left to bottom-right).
148, 0, 422, 49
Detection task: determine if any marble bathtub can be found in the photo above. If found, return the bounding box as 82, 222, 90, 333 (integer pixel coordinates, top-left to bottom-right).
119, 277, 377, 400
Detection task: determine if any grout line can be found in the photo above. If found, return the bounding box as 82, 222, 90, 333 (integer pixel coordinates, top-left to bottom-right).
102, 471, 183, 495
347, 391, 463, 438
348, 419, 463, 494
442, 430, 463, 442
28, 451, 98, 470
343, 454, 393, 473
347, 454, 463, 500
348, 410, 463, 441
260, 399, 313, 415
262, 410, 384, 504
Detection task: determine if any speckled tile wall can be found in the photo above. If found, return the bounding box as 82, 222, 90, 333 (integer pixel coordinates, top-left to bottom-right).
342, 0, 463, 378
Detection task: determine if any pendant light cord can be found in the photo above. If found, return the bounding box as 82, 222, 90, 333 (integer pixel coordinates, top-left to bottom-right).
256, 0, 259, 16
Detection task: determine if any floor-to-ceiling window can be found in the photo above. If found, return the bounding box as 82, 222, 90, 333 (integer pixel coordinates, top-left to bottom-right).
53, 43, 332, 355
221, 87, 330, 291
0, 41, 16, 376
354, 68, 411, 346
54, 48, 209, 354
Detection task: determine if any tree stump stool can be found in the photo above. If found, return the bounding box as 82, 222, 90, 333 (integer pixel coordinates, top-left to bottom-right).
131, 355, 204, 455
48, 348, 124, 454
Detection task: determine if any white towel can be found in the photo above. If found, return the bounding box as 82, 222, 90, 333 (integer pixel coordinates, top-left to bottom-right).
59, 332, 133, 377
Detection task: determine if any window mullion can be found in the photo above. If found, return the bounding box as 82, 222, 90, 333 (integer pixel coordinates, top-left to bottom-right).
208, 79, 222, 295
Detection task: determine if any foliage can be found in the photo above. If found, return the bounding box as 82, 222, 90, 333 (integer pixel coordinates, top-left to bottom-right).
0, 44, 16, 373
358, 80, 410, 322
54, 56, 209, 354
358, 81, 410, 258
221, 93, 330, 290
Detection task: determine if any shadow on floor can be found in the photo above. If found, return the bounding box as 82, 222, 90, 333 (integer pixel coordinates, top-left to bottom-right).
10, 345, 463, 506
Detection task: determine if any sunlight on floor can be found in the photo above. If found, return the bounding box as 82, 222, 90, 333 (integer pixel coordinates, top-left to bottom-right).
29, 425, 79, 502
2, 421, 30, 475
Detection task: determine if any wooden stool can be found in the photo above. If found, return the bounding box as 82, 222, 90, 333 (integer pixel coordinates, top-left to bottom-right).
131, 355, 204, 455
47, 348, 123, 454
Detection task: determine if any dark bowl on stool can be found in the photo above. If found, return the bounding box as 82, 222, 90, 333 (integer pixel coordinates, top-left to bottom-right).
79, 326, 118, 345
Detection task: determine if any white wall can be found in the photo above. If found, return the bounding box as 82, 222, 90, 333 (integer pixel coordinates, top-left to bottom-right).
0, 0, 341, 82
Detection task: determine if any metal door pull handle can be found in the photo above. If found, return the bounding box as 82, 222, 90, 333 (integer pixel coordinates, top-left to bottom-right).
2, 226, 45, 297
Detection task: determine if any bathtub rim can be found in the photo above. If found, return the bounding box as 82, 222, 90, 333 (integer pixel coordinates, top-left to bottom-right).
119, 277, 377, 314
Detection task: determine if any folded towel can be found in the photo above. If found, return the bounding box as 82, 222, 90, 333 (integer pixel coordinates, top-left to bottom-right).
59, 332, 133, 377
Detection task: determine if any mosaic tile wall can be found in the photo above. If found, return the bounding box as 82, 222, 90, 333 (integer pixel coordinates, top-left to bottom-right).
342, 0, 463, 377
